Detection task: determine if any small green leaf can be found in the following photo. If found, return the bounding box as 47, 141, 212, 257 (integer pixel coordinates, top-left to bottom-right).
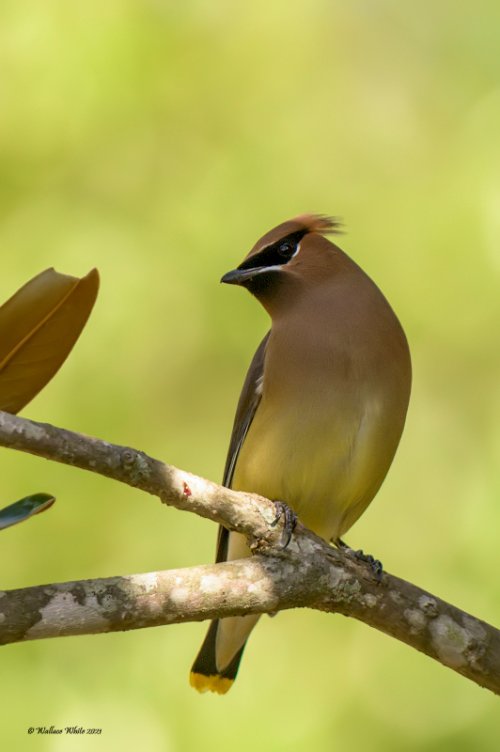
0, 493, 55, 531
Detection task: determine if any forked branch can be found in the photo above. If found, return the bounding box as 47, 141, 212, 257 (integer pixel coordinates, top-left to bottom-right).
0, 410, 499, 695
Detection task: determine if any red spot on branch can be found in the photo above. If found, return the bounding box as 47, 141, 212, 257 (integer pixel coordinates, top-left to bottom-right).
182, 482, 192, 498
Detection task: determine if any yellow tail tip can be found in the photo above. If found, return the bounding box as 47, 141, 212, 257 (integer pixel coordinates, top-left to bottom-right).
189, 672, 234, 695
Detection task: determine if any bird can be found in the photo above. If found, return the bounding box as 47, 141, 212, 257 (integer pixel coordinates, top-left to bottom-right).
190, 214, 411, 694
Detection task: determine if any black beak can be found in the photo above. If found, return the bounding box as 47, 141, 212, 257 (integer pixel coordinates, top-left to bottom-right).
220, 267, 262, 286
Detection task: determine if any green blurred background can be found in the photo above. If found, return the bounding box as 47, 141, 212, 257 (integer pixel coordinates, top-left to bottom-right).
1, 1, 500, 749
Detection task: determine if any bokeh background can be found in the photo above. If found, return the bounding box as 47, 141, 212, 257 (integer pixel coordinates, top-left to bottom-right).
1, 1, 500, 749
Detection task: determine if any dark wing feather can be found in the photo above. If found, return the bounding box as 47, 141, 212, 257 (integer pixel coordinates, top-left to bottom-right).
191, 333, 269, 687
215, 331, 269, 563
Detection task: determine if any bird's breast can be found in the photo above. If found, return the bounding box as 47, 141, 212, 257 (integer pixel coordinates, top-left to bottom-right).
231, 318, 410, 541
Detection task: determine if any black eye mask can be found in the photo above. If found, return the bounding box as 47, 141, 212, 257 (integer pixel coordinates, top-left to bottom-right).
237, 230, 307, 272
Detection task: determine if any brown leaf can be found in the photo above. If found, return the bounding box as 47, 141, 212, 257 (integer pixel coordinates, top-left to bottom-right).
0, 267, 99, 413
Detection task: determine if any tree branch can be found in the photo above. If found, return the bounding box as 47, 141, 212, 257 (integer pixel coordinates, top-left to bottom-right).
0, 410, 499, 695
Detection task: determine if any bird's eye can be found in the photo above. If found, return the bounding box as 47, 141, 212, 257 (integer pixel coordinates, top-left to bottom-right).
278, 242, 293, 257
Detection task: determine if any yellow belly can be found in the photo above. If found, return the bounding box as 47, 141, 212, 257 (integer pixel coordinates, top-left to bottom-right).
231, 388, 398, 542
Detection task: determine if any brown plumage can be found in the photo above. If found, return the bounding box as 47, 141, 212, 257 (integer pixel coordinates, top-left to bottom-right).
0, 268, 99, 414
190, 215, 411, 693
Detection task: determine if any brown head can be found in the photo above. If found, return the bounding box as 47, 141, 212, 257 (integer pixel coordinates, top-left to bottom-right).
221, 214, 352, 314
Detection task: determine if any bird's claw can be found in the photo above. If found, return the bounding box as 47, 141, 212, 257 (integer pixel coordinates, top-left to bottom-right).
336, 539, 383, 582
354, 549, 383, 581
271, 500, 297, 548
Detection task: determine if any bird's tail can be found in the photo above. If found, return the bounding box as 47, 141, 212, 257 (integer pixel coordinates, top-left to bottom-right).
190, 620, 247, 695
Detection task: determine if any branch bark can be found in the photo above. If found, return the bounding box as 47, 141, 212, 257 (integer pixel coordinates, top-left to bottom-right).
0, 410, 499, 695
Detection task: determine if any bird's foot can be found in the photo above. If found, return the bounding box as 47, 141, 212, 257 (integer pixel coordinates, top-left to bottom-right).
271, 500, 297, 548
335, 539, 383, 582
354, 550, 383, 581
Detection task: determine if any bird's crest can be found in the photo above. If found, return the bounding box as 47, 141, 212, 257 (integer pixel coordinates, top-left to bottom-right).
292, 214, 343, 236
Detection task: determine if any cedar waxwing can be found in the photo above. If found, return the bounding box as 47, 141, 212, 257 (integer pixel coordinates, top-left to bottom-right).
190, 215, 411, 694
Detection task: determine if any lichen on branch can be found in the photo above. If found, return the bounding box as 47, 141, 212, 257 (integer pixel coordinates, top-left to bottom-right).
0, 410, 499, 696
